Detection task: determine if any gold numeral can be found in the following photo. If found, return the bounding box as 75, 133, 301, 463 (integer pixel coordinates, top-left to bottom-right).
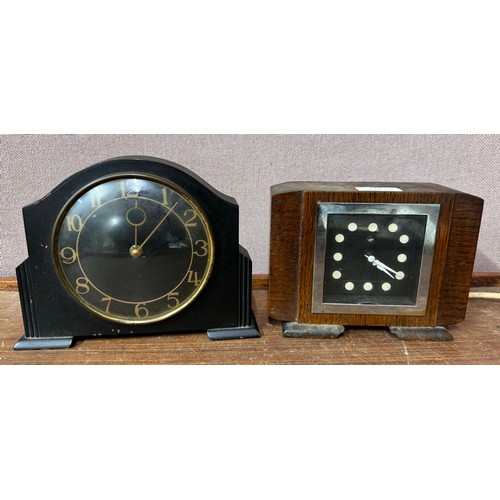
120, 181, 138, 199
76, 277, 90, 294
184, 210, 198, 227
60, 247, 78, 264
120, 181, 127, 198
135, 303, 149, 318
194, 240, 209, 257
162, 187, 168, 206
101, 296, 112, 312
188, 270, 201, 286
91, 191, 102, 208
167, 292, 180, 308
66, 214, 83, 232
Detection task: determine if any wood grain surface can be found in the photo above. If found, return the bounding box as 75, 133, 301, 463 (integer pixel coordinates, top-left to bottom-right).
268, 190, 303, 320
268, 184, 484, 328
437, 192, 484, 324
1, 287, 499, 365
297, 190, 456, 326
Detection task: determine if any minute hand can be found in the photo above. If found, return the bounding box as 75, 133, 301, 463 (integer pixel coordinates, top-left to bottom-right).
139, 202, 178, 250
365, 255, 398, 279
377, 260, 399, 277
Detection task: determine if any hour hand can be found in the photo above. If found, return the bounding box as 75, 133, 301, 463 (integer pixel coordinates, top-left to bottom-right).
376, 264, 396, 279
365, 254, 397, 279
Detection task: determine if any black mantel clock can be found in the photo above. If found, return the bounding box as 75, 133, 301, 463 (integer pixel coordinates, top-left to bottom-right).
14, 156, 259, 350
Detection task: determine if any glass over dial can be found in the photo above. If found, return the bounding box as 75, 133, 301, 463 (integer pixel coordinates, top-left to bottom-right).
322, 213, 427, 306
312, 202, 440, 315
53, 176, 214, 324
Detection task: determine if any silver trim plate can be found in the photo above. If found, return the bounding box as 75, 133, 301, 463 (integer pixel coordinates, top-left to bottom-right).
311, 203, 440, 315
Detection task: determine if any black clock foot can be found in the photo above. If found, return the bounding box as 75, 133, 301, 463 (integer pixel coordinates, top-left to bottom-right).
389, 326, 453, 341
13, 336, 74, 350
282, 322, 345, 338
207, 311, 260, 340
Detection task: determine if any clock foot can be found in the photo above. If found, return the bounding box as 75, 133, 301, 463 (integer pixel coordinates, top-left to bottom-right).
13, 336, 74, 350
389, 326, 453, 341
207, 311, 260, 340
282, 322, 345, 338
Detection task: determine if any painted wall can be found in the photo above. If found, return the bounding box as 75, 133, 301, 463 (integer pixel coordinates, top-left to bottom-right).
1, 134, 498, 276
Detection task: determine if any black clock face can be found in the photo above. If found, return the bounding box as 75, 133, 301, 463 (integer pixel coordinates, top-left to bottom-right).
53, 176, 214, 324
312, 203, 440, 315
322, 213, 426, 306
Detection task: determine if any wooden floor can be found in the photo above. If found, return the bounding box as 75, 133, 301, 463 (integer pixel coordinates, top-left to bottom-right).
1, 288, 500, 364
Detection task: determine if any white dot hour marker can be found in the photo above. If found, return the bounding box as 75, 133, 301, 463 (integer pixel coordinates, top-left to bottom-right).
363, 282, 373, 291
348, 223, 357, 232
345, 282, 354, 291
388, 223, 398, 233
368, 223, 378, 232
332, 271, 342, 279
382, 282, 391, 291
397, 254, 407, 262
335, 234, 345, 243
396, 271, 405, 280
333, 252, 343, 261
400, 235, 409, 244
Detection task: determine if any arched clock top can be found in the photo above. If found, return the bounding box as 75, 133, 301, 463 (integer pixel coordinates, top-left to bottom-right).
14, 156, 258, 350
26, 156, 238, 214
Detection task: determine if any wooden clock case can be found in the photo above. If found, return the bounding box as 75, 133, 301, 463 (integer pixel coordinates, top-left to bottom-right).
268, 182, 484, 340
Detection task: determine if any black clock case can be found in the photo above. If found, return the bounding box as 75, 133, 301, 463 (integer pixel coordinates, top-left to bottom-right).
15, 156, 259, 350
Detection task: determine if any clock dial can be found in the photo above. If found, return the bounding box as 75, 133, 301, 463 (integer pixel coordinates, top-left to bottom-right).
53, 176, 214, 324
311, 202, 440, 315
322, 213, 427, 306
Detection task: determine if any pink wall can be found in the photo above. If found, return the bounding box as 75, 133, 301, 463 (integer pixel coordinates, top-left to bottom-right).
1, 134, 498, 276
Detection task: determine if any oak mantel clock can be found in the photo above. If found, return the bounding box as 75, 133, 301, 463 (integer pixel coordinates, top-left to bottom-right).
15, 156, 259, 350
268, 182, 483, 340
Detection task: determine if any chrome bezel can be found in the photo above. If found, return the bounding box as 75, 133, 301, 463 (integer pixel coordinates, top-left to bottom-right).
311, 203, 440, 315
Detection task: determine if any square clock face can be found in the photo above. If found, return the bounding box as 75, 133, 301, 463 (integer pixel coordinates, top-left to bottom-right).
312, 203, 440, 316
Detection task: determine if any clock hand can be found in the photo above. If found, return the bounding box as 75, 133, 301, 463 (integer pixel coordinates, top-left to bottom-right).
134, 199, 138, 247
376, 260, 398, 276
138, 202, 178, 250
364, 254, 398, 279
376, 264, 396, 279
126, 199, 148, 258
